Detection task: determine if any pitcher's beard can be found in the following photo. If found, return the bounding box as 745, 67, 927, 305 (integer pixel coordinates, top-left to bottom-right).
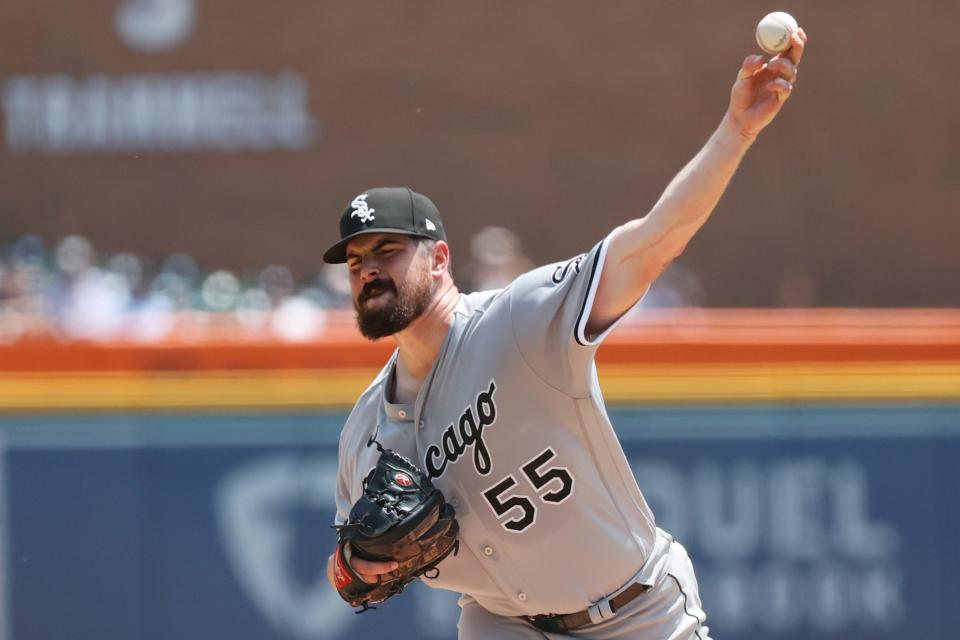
355, 274, 433, 340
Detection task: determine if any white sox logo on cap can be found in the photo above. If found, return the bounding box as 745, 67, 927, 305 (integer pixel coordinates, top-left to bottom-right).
350, 194, 376, 225
323, 187, 445, 264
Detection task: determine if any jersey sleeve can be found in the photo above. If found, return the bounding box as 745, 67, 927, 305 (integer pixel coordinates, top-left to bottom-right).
331, 365, 396, 527
508, 234, 640, 395
333, 427, 355, 527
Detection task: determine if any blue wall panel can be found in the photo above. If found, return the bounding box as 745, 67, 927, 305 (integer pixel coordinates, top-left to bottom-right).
0, 405, 958, 640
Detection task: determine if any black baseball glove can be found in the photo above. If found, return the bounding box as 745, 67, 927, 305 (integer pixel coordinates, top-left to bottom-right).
332, 444, 459, 612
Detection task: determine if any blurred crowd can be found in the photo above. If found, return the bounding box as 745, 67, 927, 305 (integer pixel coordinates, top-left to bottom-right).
0, 229, 705, 344
0, 233, 356, 344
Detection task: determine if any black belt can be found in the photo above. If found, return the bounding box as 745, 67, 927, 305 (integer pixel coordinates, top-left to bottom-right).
521, 582, 651, 634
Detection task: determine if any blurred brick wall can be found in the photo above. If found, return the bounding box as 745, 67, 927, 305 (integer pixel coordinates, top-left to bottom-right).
1, 1, 957, 306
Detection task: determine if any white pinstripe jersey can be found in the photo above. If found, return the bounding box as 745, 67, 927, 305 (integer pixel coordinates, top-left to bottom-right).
334, 235, 665, 617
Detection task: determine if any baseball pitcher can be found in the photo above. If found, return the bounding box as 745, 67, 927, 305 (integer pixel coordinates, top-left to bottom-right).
325, 28, 807, 639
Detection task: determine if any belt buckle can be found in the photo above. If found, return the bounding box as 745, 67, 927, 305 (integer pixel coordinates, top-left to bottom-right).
526, 614, 567, 634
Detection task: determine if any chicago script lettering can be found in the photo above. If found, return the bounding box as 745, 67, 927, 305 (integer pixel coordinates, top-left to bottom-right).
425, 380, 497, 478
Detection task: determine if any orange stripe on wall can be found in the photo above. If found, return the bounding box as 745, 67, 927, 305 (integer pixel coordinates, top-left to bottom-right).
0, 309, 957, 372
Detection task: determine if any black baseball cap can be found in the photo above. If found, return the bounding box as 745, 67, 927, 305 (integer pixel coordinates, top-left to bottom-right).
323, 187, 447, 264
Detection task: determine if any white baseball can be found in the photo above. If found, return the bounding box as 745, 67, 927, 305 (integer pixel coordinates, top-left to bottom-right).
755, 11, 799, 55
